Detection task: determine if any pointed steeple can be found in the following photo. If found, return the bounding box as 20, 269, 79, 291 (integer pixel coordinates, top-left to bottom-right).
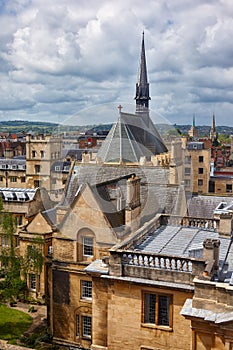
212, 112, 216, 131
192, 114, 196, 127
210, 113, 217, 142
188, 114, 198, 139
135, 32, 151, 112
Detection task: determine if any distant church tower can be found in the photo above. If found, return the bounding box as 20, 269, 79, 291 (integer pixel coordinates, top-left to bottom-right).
135, 32, 151, 115
210, 113, 217, 142
188, 115, 198, 139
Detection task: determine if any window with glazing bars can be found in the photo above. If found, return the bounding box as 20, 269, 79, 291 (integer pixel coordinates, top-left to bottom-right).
81, 281, 92, 299
82, 316, 92, 338
143, 292, 171, 327
29, 274, 36, 290
83, 237, 93, 256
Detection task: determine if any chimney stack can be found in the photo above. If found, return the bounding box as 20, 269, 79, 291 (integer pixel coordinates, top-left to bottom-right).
125, 175, 141, 232
203, 238, 220, 277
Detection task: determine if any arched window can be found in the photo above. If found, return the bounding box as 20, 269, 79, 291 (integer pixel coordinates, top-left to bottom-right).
77, 228, 95, 262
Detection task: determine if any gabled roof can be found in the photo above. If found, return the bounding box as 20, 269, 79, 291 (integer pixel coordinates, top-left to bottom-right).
61, 163, 181, 224
97, 111, 167, 164
25, 211, 53, 234
58, 182, 120, 243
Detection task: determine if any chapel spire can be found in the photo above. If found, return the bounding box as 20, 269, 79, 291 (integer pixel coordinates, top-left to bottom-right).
192, 114, 196, 127
135, 31, 151, 112
210, 113, 217, 142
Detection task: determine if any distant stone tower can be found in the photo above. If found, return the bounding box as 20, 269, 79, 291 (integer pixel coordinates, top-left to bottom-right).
210, 113, 217, 142
188, 115, 198, 139
26, 133, 62, 192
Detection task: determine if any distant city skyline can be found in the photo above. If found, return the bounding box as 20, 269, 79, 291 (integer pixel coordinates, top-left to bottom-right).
1, 1, 233, 126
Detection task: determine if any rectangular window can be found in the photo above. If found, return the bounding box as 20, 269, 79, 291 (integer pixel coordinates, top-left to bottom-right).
2, 235, 9, 247
34, 180, 41, 187
82, 316, 92, 338
81, 281, 92, 299
144, 293, 156, 323
83, 237, 93, 256
143, 292, 171, 328
21, 177, 26, 183
185, 179, 190, 187
226, 184, 232, 193
16, 215, 23, 226
198, 179, 203, 186
32, 150, 36, 158
35, 165, 41, 174
40, 150, 44, 158
158, 295, 170, 326
10, 176, 17, 183
29, 274, 36, 290
48, 246, 53, 255
199, 156, 204, 163
185, 167, 191, 176
198, 168, 204, 174
185, 156, 191, 164
0, 176, 3, 181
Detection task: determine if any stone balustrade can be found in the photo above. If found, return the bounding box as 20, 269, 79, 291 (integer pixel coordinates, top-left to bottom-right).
120, 250, 193, 273
161, 214, 219, 230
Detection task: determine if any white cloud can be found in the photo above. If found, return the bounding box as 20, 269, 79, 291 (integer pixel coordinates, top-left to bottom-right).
0, 0, 233, 126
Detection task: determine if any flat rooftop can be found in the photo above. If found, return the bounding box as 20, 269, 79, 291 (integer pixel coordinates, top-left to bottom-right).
133, 225, 233, 284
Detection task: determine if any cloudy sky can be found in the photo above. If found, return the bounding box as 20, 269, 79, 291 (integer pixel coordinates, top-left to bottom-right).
1, 0, 233, 127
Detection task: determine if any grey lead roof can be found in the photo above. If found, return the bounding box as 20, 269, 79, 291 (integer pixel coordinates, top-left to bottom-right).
133, 224, 233, 283
97, 111, 168, 164
187, 195, 233, 218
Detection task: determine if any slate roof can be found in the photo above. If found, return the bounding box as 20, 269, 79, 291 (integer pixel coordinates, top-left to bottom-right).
187, 195, 233, 218
62, 164, 183, 224
133, 224, 233, 284
0, 187, 37, 202
51, 161, 71, 173
97, 111, 168, 164
0, 158, 26, 170
42, 208, 57, 226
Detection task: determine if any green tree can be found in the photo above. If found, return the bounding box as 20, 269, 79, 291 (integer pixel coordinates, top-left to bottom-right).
0, 210, 26, 303
0, 199, 44, 303
21, 240, 44, 280
217, 133, 231, 145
